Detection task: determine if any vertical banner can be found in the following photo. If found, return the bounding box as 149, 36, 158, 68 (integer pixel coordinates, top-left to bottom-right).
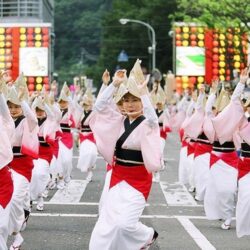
205, 29, 213, 84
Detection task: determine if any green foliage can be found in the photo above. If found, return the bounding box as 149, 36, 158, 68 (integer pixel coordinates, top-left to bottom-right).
54, 0, 177, 87
172, 0, 250, 32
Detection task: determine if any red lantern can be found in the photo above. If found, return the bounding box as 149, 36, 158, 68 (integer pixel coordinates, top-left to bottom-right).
240, 63, 245, 69
213, 62, 219, 68
175, 34, 181, 40
5, 49, 11, 55
226, 76, 231, 81
27, 28, 34, 34
213, 40, 219, 47
27, 34, 33, 41
191, 40, 197, 46
44, 83, 50, 91
213, 33, 219, 39
28, 77, 35, 84
175, 27, 181, 34
42, 35, 49, 42
42, 42, 49, 47
5, 35, 12, 41
5, 28, 12, 34
226, 69, 230, 76
176, 41, 182, 46
213, 68, 219, 75
212, 54, 219, 61
190, 34, 196, 40
27, 41, 34, 47
227, 33, 233, 40
42, 27, 49, 35
213, 47, 219, 53
176, 76, 182, 84
6, 62, 12, 69
189, 77, 196, 84
190, 27, 197, 33
28, 83, 35, 91
43, 77, 49, 84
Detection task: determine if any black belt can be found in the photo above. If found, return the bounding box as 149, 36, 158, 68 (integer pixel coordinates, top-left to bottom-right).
81, 128, 91, 132
213, 141, 235, 153
60, 124, 71, 133
39, 136, 50, 147
12, 146, 24, 158
241, 142, 250, 157
115, 148, 144, 167
196, 139, 211, 145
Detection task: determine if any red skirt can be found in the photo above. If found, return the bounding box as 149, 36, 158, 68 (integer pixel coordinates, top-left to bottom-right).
210, 151, 238, 170
110, 163, 152, 200
0, 166, 13, 208
39, 145, 53, 164
79, 132, 96, 144
194, 143, 213, 158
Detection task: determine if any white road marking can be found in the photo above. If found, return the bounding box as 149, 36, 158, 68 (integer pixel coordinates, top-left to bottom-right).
177, 217, 216, 250
160, 181, 198, 206
49, 180, 88, 203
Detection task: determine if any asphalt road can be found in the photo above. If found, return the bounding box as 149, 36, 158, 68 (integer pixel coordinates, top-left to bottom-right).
8, 133, 250, 250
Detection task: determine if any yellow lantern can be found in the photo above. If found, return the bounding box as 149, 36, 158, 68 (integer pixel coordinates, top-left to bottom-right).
219, 61, 226, 68
219, 55, 225, 61
0, 35, 5, 41
234, 41, 240, 47
183, 27, 189, 33
35, 34, 42, 41
198, 41, 204, 47
0, 56, 4, 62
183, 33, 189, 39
220, 40, 225, 47
198, 76, 204, 83
198, 33, 204, 40
182, 76, 189, 83
182, 83, 189, 89
20, 34, 26, 41
0, 62, 5, 69
219, 68, 225, 74
20, 27, 26, 34
219, 48, 226, 53
0, 42, 5, 48
219, 34, 225, 40
20, 41, 27, 47
36, 83, 43, 91
219, 75, 225, 81
0, 49, 5, 55
234, 55, 240, 61
0, 28, 5, 34
198, 27, 204, 33
233, 35, 239, 41
35, 27, 41, 34
234, 61, 240, 68
197, 83, 203, 89
35, 41, 41, 47
182, 40, 189, 46
36, 77, 43, 84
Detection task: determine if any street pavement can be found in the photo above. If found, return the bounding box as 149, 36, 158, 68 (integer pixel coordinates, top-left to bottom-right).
8, 133, 250, 250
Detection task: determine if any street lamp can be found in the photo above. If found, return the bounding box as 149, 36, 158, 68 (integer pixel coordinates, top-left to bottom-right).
119, 18, 156, 71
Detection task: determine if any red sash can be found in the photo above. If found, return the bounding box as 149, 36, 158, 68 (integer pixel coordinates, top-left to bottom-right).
106, 164, 112, 172
0, 166, 13, 209
61, 132, 73, 149
238, 158, 250, 180
210, 151, 238, 169
194, 143, 213, 158
9, 155, 34, 182
187, 142, 196, 156
79, 132, 96, 144
110, 163, 152, 200
52, 139, 59, 158
160, 128, 167, 140
179, 128, 184, 142
39, 145, 53, 164
182, 140, 188, 148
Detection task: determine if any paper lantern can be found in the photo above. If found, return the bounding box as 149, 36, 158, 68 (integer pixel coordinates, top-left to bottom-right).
219, 34, 225, 40
27, 28, 34, 34
183, 33, 189, 39
176, 77, 182, 83
219, 68, 225, 74
20, 27, 26, 34
0, 62, 5, 68
183, 27, 189, 33
233, 35, 239, 41
198, 27, 204, 33
5, 35, 12, 41
175, 34, 181, 40
182, 76, 189, 83
219, 61, 226, 68
20, 41, 26, 47
28, 83, 35, 91
43, 35, 49, 42
0, 42, 5, 48
234, 55, 240, 61
36, 77, 43, 84
182, 83, 189, 89
189, 77, 196, 84
42, 27, 49, 35
227, 40, 233, 46
44, 83, 50, 91
0, 56, 4, 62
197, 76, 204, 83
191, 41, 197, 46
43, 77, 49, 84
20, 34, 26, 41
219, 75, 225, 81
27, 34, 33, 41
5, 55, 12, 62
226, 76, 230, 81
35, 34, 42, 41
213, 68, 219, 75
5, 28, 12, 34
5, 41, 11, 48
190, 34, 196, 40
0, 49, 4, 55
213, 33, 219, 39
198, 41, 204, 47
0, 28, 5, 34
28, 77, 35, 84
27, 41, 34, 47
197, 83, 202, 89
42, 42, 49, 47
176, 41, 182, 46
0, 35, 4, 41
227, 33, 233, 40
6, 62, 12, 69
234, 61, 240, 68
176, 82, 182, 88
213, 40, 219, 47
213, 54, 219, 61
190, 27, 197, 33
36, 83, 42, 91
182, 40, 189, 46
175, 27, 181, 33
198, 34, 204, 40
5, 49, 11, 54
220, 40, 225, 47
35, 27, 41, 34
219, 48, 226, 53
226, 69, 231, 76
219, 55, 225, 61
234, 41, 240, 47
35, 41, 41, 47
213, 47, 219, 53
